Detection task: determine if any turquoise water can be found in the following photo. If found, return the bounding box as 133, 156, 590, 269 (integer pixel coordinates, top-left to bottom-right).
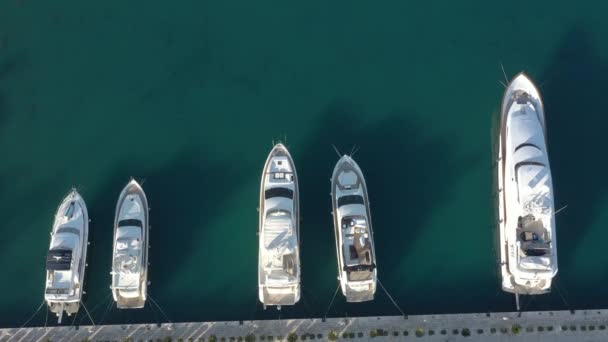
1, 0, 608, 328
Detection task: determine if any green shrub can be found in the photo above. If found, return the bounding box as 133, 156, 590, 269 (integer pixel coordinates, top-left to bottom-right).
402, 331, 408, 336
287, 333, 297, 342
348, 333, 354, 339
476, 329, 483, 334
461, 328, 470, 337
590, 325, 596, 331
490, 328, 496, 334
392, 331, 398, 337
600, 325, 606, 330
245, 335, 256, 342
328, 331, 338, 341
369, 330, 378, 338
415, 328, 425, 337
561, 325, 568, 331
511, 324, 521, 334
538, 326, 544, 332
260, 337, 265, 341
452, 329, 459, 335
428, 330, 434, 336
547, 326, 554, 331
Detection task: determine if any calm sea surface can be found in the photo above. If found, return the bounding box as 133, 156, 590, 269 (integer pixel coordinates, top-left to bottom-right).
1, 0, 607, 328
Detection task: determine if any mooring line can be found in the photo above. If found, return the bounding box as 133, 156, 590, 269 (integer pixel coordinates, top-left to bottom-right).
378, 279, 405, 317
149, 295, 172, 324
97, 298, 114, 326
324, 283, 341, 319
18, 300, 46, 329
81, 301, 96, 327
554, 281, 570, 308
43, 306, 48, 329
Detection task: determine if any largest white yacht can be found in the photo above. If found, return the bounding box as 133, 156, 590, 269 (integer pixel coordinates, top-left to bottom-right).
111, 179, 149, 309
331, 155, 377, 302
258, 143, 301, 308
497, 73, 558, 308
44, 190, 89, 323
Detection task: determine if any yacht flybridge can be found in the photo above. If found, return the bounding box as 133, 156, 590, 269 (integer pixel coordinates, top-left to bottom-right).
111, 179, 150, 309
497, 73, 558, 309
258, 143, 301, 308
331, 155, 377, 302
44, 190, 89, 323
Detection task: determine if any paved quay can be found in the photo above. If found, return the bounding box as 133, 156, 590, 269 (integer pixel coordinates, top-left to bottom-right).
3, 309, 608, 342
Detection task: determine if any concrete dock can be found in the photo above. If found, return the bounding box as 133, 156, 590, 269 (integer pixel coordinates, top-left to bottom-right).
3, 309, 608, 342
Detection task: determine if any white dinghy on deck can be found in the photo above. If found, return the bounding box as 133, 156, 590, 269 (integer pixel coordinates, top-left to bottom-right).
44, 190, 89, 323
258, 144, 301, 308
331, 155, 377, 302
497, 73, 558, 309
111, 179, 150, 309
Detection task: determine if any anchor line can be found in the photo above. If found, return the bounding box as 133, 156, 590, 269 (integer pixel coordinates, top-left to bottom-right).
18, 300, 46, 329
149, 295, 173, 324
81, 300, 96, 327
378, 279, 405, 317
324, 283, 341, 319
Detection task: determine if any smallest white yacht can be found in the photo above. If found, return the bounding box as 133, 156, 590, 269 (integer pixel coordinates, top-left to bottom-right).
258, 143, 301, 308
331, 155, 377, 302
111, 179, 149, 309
44, 190, 89, 323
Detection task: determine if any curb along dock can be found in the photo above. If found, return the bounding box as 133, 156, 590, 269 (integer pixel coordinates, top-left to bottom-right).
3, 309, 608, 342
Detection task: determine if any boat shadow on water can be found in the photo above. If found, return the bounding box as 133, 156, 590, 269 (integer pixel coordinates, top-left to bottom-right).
534, 27, 608, 310
293, 102, 480, 319
83, 148, 253, 326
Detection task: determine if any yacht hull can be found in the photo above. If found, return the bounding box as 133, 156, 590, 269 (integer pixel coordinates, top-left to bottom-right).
497, 73, 557, 296
44, 190, 89, 322
111, 179, 149, 309
331, 156, 377, 303
258, 144, 301, 307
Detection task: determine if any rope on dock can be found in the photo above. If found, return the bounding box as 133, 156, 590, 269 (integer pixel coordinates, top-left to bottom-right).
378, 279, 406, 317
149, 295, 172, 325
323, 283, 341, 319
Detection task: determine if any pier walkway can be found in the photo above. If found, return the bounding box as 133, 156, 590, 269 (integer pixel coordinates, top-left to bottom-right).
3, 309, 608, 341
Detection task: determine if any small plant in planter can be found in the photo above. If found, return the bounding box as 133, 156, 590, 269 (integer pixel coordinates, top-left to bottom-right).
452, 329, 459, 335
490, 328, 496, 334
428, 330, 434, 336
415, 328, 425, 337
476, 329, 483, 334
441, 329, 446, 335
600, 325, 606, 330
547, 326, 554, 331
500, 327, 508, 334
590, 325, 596, 331
287, 333, 297, 342
402, 331, 409, 336
511, 324, 521, 334
348, 333, 354, 339
317, 335, 322, 340
245, 335, 256, 342
526, 327, 533, 333
268, 336, 274, 341
461, 328, 471, 337
342, 333, 348, 339
538, 326, 545, 332
570, 326, 576, 331
393, 331, 398, 337
260, 337, 266, 341
328, 331, 338, 341
369, 329, 378, 338
218, 337, 224, 342
238, 337, 243, 342
301, 335, 307, 340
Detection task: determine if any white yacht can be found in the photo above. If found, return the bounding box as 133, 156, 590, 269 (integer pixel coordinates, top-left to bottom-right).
497, 73, 558, 308
111, 179, 149, 309
331, 155, 377, 302
44, 190, 89, 323
258, 143, 301, 308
